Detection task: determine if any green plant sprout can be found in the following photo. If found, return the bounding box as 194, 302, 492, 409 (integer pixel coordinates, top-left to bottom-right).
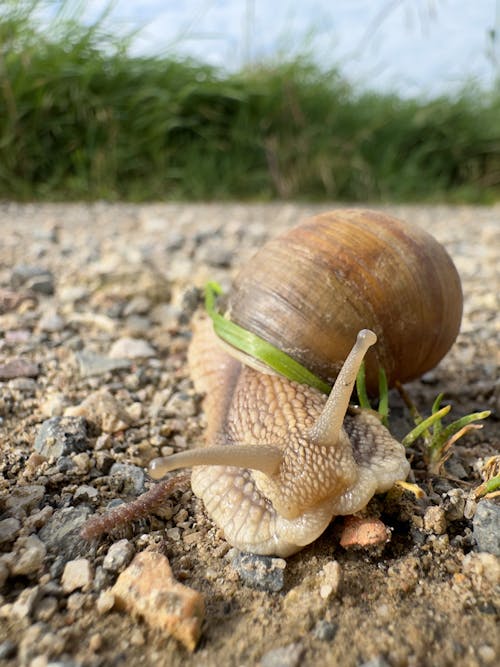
474, 456, 500, 498
396, 384, 491, 474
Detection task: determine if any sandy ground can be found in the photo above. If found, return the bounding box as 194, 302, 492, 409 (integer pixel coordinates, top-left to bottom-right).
0, 202, 499, 667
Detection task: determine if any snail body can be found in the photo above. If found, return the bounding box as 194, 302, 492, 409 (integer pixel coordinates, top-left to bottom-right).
149, 209, 462, 557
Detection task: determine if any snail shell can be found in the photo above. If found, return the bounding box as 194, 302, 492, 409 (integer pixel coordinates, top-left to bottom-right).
227, 209, 463, 392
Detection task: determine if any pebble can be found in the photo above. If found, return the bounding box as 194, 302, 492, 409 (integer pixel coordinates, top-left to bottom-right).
0, 560, 9, 588
423, 505, 448, 535
477, 644, 497, 664
25, 505, 54, 531
65, 390, 133, 433
0, 517, 21, 544
339, 515, 390, 548
4, 485, 45, 517
231, 552, 286, 592
11, 586, 41, 619
38, 506, 92, 560
10, 535, 47, 576
312, 620, 338, 641
61, 558, 93, 593
123, 295, 152, 316
73, 485, 98, 502
443, 488, 467, 521
38, 310, 65, 332
0, 358, 39, 380
8, 377, 37, 394
196, 242, 233, 267
35, 596, 58, 622
0, 640, 17, 660
109, 463, 145, 494
109, 337, 156, 359
473, 500, 500, 555
318, 560, 341, 599
10, 265, 55, 294
39, 392, 66, 418
111, 551, 205, 652
58, 285, 89, 302
75, 351, 131, 377
359, 658, 391, 667
124, 314, 151, 334
165, 392, 197, 417
260, 643, 304, 667
102, 539, 135, 572
96, 589, 115, 615
34, 416, 89, 459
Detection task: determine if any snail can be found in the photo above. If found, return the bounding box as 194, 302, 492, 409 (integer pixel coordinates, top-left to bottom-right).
144, 209, 463, 557
81, 209, 462, 557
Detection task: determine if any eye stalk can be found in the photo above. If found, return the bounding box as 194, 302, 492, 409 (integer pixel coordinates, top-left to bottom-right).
309, 329, 377, 446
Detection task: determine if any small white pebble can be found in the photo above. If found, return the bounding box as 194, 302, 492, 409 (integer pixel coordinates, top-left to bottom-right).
89, 633, 103, 652
319, 561, 341, 599
103, 539, 135, 573
477, 645, 496, 664
97, 589, 115, 615
166, 527, 181, 541
423, 506, 447, 534
130, 628, 146, 646
61, 558, 92, 593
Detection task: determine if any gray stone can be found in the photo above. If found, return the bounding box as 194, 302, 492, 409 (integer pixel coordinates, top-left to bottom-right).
39, 506, 92, 559
165, 392, 197, 418
73, 485, 99, 502
4, 485, 45, 516
103, 539, 135, 572
75, 351, 130, 378
473, 500, 500, 555
11, 586, 41, 619
8, 377, 37, 393
359, 659, 391, 667
34, 416, 89, 459
312, 620, 338, 641
0, 358, 39, 380
0, 640, 17, 660
11, 265, 55, 295
38, 310, 65, 332
231, 552, 286, 592
10, 535, 47, 576
109, 463, 145, 494
261, 643, 304, 667
0, 517, 21, 544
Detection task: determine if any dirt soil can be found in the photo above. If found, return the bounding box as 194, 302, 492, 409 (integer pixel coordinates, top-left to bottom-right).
0, 203, 498, 667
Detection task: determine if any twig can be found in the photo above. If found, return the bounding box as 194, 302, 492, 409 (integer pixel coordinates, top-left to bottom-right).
80, 472, 191, 541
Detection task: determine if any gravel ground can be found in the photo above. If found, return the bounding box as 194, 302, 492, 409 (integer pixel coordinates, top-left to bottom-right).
0, 202, 499, 667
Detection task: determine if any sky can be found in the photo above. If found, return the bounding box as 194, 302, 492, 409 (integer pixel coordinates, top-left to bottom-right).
55, 1, 500, 97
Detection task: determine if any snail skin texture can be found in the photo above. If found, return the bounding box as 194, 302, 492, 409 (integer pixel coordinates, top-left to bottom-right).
149, 209, 462, 557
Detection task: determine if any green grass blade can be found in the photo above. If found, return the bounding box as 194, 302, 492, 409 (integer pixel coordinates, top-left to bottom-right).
431, 392, 445, 436
484, 475, 500, 494
205, 282, 331, 394
428, 410, 491, 456
402, 405, 451, 447
355, 361, 371, 409
377, 366, 389, 426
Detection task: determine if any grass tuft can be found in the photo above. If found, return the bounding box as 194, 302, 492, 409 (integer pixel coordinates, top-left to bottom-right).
1, 1, 500, 202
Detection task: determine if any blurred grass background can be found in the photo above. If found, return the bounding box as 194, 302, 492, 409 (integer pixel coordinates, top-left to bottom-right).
1, 1, 500, 202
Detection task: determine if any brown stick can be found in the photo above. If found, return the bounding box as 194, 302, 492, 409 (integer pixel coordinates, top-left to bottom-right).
80, 472, 191, 541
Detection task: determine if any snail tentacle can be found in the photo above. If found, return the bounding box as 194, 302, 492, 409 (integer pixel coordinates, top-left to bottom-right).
148, 444, 283, 480
309, 329, 377, 447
